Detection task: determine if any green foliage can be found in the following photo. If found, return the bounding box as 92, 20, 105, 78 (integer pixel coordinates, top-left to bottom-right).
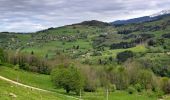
51, 64, 84, 95
0, 66, 54, 91
112, 67, 129, 90
161, 77, 170, 94
146, 90, 155, 98
116, 50, 134, 63
1, 13, 170, 100
0, 79, 74, 100
5, 52, 50, 74
84, 75, 98, 92
110, 84, 117, 92
0, 66, 160, 100
0, 48, 5, 63
134, 83, 142, 92
155, 89, 164, 98
137, 70, 154, 89
127, 86, 135, 94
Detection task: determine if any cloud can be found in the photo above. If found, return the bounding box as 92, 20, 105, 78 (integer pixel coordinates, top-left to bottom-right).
0, 0, 170, 32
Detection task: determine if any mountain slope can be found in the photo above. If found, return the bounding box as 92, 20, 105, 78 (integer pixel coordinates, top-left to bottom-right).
1, 14, 170, 64
111, 16, 156, 25
150, 10, 170, 17
111, 10, 170, 25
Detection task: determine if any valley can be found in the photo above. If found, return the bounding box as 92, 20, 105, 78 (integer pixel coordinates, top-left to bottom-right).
1, 10, 170, 100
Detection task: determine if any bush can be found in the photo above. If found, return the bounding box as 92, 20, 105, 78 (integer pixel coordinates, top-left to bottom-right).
84, 85, 97, 92
110, 42, 135, 49
156, 90, 164, 98
84, 77, 98, 92
146, 90, 154, 98
127, 86, 135, 94
161, 77, 170, 94
134, 83, 142, 92
116, 51, 134, 63
110, 84, 116, 92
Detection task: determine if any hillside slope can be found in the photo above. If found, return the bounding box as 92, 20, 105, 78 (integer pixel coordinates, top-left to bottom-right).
0, 79, 76, 100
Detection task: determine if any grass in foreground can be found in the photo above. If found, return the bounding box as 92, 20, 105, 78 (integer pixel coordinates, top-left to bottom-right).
0, 79, 75, 100
82, 90, 158, 100
0, 66, 162, 100
0, 66, 55, 91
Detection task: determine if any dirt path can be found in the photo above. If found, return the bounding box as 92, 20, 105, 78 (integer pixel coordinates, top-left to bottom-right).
0, 75, 79, 100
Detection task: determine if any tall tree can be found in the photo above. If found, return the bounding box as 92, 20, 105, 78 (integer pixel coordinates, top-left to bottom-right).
51, 64, 84, 95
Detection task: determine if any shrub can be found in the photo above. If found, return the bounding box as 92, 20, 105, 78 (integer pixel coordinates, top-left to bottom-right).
161, 77, 170, 94
84, 85, 97, 92
127, 86, 135, 94
156, 90, 164, 98
110, 84, 116, 92
162, 33, 170, 38
116, 51, 134, 63
110, 42, 135, 49
134, 83, 142, 92
84, 77, 98, 92
146, 90, 154, 98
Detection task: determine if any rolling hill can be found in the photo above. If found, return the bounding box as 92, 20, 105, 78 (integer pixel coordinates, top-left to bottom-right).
1, 10, 170, 100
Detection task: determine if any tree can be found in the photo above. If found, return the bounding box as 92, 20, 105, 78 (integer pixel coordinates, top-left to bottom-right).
137, 70, 154, 89
116, 51, 134, 63
51, 64, 84, 95
82, 66, 98, 92
161, 77, 170, 94
113, 67, 129, 90
31, 51, 34, 55
0, 48, 5, 63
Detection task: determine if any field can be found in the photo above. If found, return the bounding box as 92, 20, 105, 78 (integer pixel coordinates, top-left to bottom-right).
0, 66, 161, 100
82, 91, 158, 100
103, 45, 147, 57
0, 79, 75, 100
0, 66, 55, 91
21, 39, 92, 58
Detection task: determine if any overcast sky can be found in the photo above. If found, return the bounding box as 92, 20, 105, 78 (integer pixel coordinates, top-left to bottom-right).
0, 0, 170, 32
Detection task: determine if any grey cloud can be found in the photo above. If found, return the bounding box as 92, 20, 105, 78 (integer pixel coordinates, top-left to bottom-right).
0, 0, 170, 32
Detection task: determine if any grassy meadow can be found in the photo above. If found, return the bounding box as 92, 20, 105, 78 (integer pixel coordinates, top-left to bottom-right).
0, 66, 163, 100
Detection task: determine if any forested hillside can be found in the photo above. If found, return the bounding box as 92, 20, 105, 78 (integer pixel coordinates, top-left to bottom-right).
1, 14, 170, 100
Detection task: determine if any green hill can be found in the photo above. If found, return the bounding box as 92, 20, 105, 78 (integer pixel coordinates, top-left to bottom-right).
1, 15, 170, 100
0, 66, 159, 100
0, 78, 76, 100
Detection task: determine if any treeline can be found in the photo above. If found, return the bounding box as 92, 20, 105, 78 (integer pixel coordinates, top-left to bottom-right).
1, 48, 170, 96
4, 51, 50, 74
117, 23, 169, 34
51, 59, 170, 96
0, 49, 72, 74
110, 34, 154, 49
82, 60, 170, 95
162, 33, 170, 38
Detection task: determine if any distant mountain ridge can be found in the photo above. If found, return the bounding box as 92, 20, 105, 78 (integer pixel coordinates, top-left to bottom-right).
150, 10, 170, 17
111, 10, 170, 25
72, 20, 111, 27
